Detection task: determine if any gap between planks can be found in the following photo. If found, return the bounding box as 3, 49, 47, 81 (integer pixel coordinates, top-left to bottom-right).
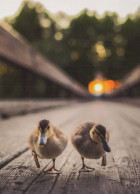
0, 104, 83, 170
0, 101, 140, 194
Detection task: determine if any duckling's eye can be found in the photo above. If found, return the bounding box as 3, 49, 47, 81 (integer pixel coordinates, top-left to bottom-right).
47, 126, 50, 129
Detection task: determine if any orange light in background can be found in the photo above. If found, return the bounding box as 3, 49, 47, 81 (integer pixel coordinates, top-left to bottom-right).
107, 80, 115, 88
94, 83, 103, 92
88, 80, 104, 95
103, 80, 115, 92
114, 81, 120, 88
88, 79, 120, 95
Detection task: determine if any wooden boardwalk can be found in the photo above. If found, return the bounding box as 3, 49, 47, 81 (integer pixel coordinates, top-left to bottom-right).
0, 100, 140, 194
0, 100, 78, 118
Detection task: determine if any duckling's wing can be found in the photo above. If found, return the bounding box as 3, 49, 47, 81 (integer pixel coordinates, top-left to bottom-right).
53, 126, 68, 145
28, 130, 38, 151
71, 122, 94, 146
53, 126, 64, 137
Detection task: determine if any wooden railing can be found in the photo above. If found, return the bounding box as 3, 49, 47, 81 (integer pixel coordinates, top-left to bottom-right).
0, 22, 91, 98
111, 64, 140, 96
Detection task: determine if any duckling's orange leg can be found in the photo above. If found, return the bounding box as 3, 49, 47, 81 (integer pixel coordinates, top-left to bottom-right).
101, 154, 106, 166
44, 159, 61, 174
79, 157, 94, 172
32, 151, 40, 168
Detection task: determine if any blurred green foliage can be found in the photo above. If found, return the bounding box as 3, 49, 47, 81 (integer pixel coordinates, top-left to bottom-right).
0, 61, 51, 98
1, 0, 140, 98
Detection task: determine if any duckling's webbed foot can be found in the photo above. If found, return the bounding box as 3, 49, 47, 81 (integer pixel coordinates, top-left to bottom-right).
79, 165, 94, 172
44, 159, 61, 174
101, 154, 106, 166
32, 151, 40, 168
79, 157, 94, 172
44, 167, 61, 174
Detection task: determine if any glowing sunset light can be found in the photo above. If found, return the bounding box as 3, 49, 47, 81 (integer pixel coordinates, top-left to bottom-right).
88, 80, 103, 94
88, 79, 120, 95
107, 80, 115, 88
94, 83, 103, 92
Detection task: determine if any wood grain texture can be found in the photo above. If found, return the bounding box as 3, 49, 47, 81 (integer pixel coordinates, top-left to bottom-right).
0, 101, 140, 194
0, 100, 77, 118
0, 105, 82, 169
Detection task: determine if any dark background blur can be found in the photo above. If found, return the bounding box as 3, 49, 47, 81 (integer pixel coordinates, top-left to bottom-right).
0, 0, 140, 98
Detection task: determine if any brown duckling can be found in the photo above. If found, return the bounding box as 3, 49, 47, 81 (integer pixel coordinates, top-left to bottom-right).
71, 122, 111, 172
28, 119, 68, 173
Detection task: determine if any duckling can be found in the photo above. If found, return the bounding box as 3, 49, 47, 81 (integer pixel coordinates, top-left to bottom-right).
71, 122, 111, 172
28, 119, 68, 174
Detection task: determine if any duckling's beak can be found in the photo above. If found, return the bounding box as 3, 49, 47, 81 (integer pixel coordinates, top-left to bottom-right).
38, 132, 47, 145
102, 138, 111, 152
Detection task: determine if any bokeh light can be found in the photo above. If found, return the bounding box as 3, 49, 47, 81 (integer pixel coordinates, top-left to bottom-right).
94, 83, 103, 92
88, 79, 120, 95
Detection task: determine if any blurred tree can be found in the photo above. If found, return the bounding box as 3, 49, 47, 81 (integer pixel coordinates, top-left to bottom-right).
63, 11, 122, 84
63, 11, 98, 85
10, 1, 140, 84
120, 16, 140, 73
2, 0, 140, 99
12, 1, 43, 42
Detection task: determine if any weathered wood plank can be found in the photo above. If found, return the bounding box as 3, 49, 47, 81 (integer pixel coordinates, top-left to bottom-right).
0, 104, 82, 169
24, 103, 124, 194
111, 110, 140, 191
111, 97, 140, 108
111, 101, 140, 128
0, 105, 84, 193
0, 100, 77, 118
0, 101, 140, 194
0, 150, 52, 194
49, 101, 140, 194
40, 102, 125, 194
102, 102, 140, 192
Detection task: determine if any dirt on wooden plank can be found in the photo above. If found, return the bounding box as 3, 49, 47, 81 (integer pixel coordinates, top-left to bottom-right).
0, 101, 140, 194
